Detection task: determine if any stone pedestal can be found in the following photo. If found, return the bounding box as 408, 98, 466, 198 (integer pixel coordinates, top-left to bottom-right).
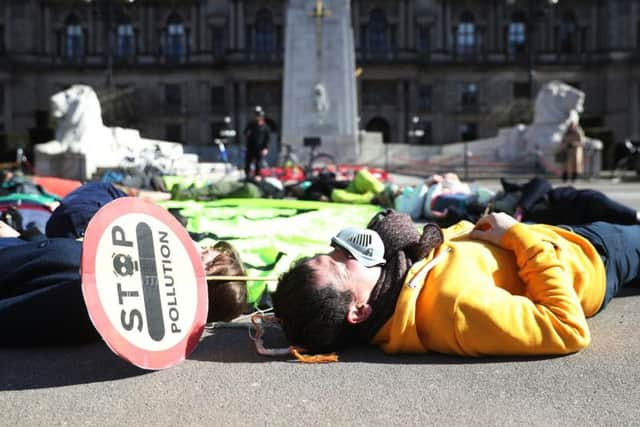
282, 0, 359, 163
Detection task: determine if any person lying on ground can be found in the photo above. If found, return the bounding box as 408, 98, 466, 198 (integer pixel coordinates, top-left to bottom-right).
273, 209, 639, 356
0, 183, 248, 347
423, 176, 640, 227
496, 176, 640, 225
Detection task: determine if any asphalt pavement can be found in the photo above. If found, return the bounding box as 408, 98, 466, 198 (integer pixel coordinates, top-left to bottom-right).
1, 175, 639, 426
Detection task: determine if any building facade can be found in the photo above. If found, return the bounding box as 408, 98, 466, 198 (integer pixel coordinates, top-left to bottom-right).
1, 0, 640, 163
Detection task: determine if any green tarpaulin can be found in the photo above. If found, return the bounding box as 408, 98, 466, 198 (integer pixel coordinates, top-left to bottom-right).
160, 198, 381, 306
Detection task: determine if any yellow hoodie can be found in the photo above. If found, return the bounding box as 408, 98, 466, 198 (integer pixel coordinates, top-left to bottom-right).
372, 221, 606, 356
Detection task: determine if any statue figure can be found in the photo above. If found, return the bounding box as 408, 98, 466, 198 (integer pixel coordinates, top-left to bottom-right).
530, 80, 585, 127
35, 84, 191, 180
313, 82, 330, 124
49, 84, 140, 153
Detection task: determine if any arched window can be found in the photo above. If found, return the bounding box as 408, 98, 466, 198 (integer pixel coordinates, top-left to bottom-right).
559, 11, 577, 53
368, 9, 388, 53
255, 9, 275, 53
115, 15, 135, 59
507, 11, 526, 57
64, 14, 85, 59
164, 13, 187, 62
365, 117, 391, 143
457, 11, 475, 57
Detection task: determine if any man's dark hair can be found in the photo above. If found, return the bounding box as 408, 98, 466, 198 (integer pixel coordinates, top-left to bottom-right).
273, 259, 357, 353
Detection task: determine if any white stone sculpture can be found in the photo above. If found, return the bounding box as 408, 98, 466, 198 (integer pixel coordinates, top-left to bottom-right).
49, 84, 140, 153
35, 85, 197, 180
313, 82, 330, 123
362, 81, 602, 178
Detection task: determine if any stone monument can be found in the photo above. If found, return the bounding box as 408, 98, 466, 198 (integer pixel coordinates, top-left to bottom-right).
281, 0, 359, 163
34, 85, 200, 180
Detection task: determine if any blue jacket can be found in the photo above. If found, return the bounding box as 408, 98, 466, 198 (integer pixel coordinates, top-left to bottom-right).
0, 238, 98, 346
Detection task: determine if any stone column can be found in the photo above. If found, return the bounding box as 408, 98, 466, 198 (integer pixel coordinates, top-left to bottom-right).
237, 1, 245, 50
229, 0, 236, 49
396, 81, 405, 142
398, 1, 406, 49
238, 81, 247, 143
408, 80, 417, 116
406, 0, 414, 50
191, 4, 199, 52
43, 6, 51, 54
632, 81, 640, 140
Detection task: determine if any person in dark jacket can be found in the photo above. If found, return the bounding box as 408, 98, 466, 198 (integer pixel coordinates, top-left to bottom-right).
0, 182, 247, 347
243, 106, 271, 179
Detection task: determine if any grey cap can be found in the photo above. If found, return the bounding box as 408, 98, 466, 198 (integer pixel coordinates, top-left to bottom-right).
331, 227, 386, 268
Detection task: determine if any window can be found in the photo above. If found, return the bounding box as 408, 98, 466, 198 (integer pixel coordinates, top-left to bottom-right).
457, 11, 475, 57
362, 81, 396, 106
513, 82, 529, 99
211, 86, 225, 112
212, 26, 225, 56
417, 27, 430, 54
368, 9, 388, 53
365, 117, 391, 143
460, 82, 478, 108
559, 11, 577, 53
247, 82, 281, 107
418, 85, 432, 111
64, 15, 85, 60
165, 124, 182, 142
460, 122, 477, 141
164, 13, 187, 62
507, 11, 526, 58
165, 84, 181, 107
115, 17, 135, 59
255, 9, 275, 53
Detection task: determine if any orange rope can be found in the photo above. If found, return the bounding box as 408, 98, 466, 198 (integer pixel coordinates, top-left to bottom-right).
290, 347, 338, 363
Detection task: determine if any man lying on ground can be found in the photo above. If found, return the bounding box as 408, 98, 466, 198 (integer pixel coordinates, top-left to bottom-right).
273, 209, 639, 356
428, 176, 640, 227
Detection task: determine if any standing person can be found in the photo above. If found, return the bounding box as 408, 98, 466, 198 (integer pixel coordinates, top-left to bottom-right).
273, 209, 640, 357
561, 120, 585, 182
243, 106, 271, 179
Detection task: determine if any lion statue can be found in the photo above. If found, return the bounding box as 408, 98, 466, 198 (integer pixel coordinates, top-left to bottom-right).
35, 84, 193, 180
530, 80, 584, 126
49, 84, 140, 153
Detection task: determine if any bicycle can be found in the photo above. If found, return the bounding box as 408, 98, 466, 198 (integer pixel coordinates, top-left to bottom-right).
611, 139, 640, 181
278, 137, 336, 178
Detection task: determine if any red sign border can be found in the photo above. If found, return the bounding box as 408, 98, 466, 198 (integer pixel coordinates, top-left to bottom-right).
81, 197, 207, 370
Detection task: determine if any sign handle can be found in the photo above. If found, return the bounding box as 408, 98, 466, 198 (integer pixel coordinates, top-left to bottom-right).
206, 275, 278, 282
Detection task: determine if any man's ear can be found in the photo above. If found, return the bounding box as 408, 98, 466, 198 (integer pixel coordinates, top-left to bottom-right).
346, 303, 372, 324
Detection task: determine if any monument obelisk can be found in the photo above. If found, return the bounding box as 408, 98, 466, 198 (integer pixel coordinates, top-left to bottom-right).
281, 0, 359, 163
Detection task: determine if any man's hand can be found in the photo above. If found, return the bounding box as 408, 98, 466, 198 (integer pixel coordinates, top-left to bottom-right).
469, 212, 518, 246
261, 148, 268, 157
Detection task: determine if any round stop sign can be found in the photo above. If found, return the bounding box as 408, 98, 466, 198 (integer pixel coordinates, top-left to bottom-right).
81, 197, 207, 370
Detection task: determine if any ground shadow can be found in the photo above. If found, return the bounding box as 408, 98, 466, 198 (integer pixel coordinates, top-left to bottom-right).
0, 341, 149, 391
190, 323, 561, 365
616, 286, 640, 298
